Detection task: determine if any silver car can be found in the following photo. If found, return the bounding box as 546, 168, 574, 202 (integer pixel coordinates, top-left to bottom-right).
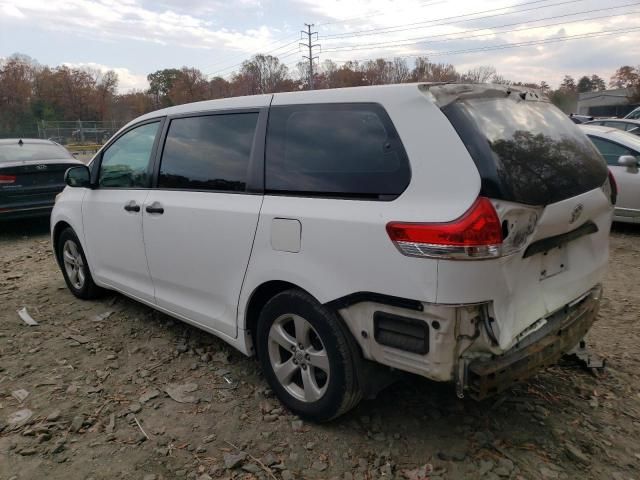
581, 124, 640, 223
585, 118, 640, 136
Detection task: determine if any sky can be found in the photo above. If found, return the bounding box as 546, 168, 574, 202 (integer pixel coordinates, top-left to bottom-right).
1, 0, 639, 92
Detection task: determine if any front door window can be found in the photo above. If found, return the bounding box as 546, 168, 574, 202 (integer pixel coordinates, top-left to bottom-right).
99, 122, 160, 188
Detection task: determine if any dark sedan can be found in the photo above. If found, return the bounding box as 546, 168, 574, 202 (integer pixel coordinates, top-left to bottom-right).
0, 139, 83, 220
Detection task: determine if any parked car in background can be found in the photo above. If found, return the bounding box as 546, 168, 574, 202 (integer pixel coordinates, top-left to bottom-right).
585, 118, 640, 135
0, 139, 82, 221
624, 106, 640, 120
580, 125, 640, 223
52, 84, 613, 421
569, 113, 594, 124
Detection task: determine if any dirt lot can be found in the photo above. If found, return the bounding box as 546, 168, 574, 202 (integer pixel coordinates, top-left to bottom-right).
1, 219, 639, 480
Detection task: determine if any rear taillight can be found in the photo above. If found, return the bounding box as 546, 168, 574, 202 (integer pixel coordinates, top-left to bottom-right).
0, 175, 16, 185
604, 170, 617, 205
387, 197, 504, 260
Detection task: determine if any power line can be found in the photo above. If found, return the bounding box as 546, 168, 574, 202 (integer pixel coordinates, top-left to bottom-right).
201, 34, 299, 74
316, 0, 445, 27
205, 38, 300, 78
330, 26, 640, 64
321, 0, 585, 40
321, 4, 640, 53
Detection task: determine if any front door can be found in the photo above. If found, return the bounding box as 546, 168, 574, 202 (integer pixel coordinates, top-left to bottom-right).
589, 135, 640, 219
142, 112, 263, 338
82, 120, 162, 302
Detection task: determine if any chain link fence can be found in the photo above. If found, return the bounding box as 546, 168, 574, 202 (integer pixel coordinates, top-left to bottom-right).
38, 120, 126, 146
0, 120, 127, 152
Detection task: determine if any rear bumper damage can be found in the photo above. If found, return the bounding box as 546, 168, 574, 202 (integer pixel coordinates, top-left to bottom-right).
335, 286, 602, 400
464, 285, 602, 400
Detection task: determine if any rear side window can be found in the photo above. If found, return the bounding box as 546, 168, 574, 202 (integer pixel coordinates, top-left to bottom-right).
159, 113, 258, 192
266, 103, 410, 199
589, 136, 639, 165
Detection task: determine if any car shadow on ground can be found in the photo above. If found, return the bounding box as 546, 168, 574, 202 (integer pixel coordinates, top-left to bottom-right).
0, 216, 50, 242
611, 221, 640, 236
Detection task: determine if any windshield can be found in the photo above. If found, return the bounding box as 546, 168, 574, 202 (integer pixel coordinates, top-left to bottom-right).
0, 143, 73, 163
443, 96, 608, 205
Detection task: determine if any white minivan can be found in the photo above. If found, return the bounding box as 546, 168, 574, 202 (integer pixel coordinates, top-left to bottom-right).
52, 83, 613, 421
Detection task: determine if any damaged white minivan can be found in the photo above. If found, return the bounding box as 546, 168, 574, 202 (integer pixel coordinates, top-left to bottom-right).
52, 83, 613, 421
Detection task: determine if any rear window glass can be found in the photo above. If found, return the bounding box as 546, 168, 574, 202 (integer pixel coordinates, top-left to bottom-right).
0, 143, 72, 162
266, 103, 410, 199
443, 97, 608, 205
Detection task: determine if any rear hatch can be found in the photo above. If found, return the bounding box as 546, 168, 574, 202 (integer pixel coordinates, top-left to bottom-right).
428, 84, 612, 349
0, 142, 79, 210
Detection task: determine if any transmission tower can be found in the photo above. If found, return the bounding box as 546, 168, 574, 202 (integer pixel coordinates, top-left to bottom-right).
300, 23, 320, 90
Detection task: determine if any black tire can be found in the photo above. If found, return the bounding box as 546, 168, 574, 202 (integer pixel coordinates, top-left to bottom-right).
57, 227, 102, 299
256, 289, 362, 422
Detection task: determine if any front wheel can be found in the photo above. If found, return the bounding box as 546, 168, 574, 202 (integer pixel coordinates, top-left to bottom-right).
256, 290, 362, 422
57, 228, 102, 299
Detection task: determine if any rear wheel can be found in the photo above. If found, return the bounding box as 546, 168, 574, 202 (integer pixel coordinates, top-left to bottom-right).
57, 228, 102, 299
256, 289, 362, 422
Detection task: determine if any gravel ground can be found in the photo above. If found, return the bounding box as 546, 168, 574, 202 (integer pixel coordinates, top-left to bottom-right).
1, 218, 639, 480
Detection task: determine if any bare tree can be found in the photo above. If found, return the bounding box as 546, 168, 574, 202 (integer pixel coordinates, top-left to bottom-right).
411, 57, 459, 82
462, 65, 497, 84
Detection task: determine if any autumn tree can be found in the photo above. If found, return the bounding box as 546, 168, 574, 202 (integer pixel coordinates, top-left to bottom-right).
576, 74, 606, 93
361, 58, 411, 85
112, 90, 154, 123
167, 67, 209, 105
94, 70, 119, 120
0, 55, 36, 133
410, 57, 459, 82
559, 75, 577, 92
609, 66, 639, 88
576, 76, 593, 93
232, 55, 290, 95
209, 76, 231, 99
590, 74, 606, 91
317, 60, 366, 89
147, 68, 181, 107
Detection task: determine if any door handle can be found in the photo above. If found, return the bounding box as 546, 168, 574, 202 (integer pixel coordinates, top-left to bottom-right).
124, 201, 140, 212
146, 202, 164, 215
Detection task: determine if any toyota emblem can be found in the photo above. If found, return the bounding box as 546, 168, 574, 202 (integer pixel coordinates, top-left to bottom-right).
569, 204, 584, 224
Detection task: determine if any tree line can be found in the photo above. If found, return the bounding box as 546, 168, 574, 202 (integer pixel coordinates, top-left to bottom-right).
1, 51, 639, 137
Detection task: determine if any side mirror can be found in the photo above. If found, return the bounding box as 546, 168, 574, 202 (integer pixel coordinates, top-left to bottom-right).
64, 165, 92, 188
618, 155, 639, 167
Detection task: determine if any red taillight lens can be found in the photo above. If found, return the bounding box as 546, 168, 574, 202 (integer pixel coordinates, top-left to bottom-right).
387, 197, 504, 259
0, 175, 16, 184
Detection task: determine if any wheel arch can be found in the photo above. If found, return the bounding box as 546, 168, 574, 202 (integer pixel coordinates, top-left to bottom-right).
52, 220, 73, 267
243, 280, 312, 353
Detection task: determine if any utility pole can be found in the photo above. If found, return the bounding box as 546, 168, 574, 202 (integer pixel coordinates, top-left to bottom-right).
300, 23, 320, 90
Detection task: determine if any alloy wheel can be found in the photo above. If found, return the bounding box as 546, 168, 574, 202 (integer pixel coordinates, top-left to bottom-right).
267, 313, 330, 403
62, 239, 85, 290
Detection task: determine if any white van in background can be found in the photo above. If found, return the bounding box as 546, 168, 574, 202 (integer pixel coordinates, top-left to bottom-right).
52, 83, 613, 421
